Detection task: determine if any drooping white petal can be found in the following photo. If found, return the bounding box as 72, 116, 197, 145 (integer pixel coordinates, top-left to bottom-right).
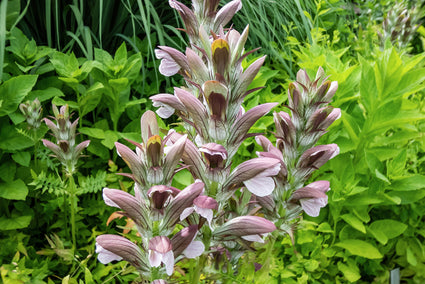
153, 101, 176, 119
96, 243, 123, 264
156, 50, 181, 76
180, 207, 195, 221
300, 197, 328, 217
183, 240, 205, 258
243, 176, 275, 197
241, 234, 264, 243
149, 249, 162, 267
163, 251, 175, 276
195, 206, 213, 227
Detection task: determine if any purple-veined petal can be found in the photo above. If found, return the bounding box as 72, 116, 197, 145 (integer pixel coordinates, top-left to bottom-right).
225, 157, 280, 191
214, 216, 276, 238
214, 0, 242, 30
163, 181, 204, 228
96, 234, 145, 269
151, 280, 168, 284
115, 142, 145, 185
229, 103, 277, 145
141, 111, 159, 145
171, 225, 198, 257
163, 134, 187, 181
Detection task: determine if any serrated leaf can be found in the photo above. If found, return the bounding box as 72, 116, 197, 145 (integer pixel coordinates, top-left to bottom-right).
335, 239, 383, 259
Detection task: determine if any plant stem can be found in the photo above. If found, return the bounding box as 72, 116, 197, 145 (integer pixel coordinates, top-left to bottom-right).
68, 174, 77, 252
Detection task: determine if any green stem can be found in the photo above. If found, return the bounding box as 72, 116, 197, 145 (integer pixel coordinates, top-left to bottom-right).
191, 253, 206, 284
68, 174, 77, 252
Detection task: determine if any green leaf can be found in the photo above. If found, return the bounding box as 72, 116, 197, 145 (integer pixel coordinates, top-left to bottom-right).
79, 127, 105, 139
0, 124, 34, 150
387, 190, 425, 204
0, 75, 38, 116
0, 215, 32, 230
101, 130, 119, 149
335, 239, 383, 259
0, 160, 16, 183
369, 219, 407, 240
0, 179, 29, 200
389, 175, 425, 191
406, 246, 417, 266
341, 214, 366, 234
337, 262, 361, 283
80, 82, 103, 117
27, 87, 65, 103
12, 151, 31, 167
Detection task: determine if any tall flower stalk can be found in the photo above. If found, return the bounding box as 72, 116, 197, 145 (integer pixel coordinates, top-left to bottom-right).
42, 104, 90, 251
95, 0, 340, 282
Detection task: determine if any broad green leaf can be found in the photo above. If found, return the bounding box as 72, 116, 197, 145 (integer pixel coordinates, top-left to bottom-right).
27, 87, 64, 102
341, 214, 366, 234
101, 130, 119, 149
79, 127, 105, 139
369, 219, 407, 240
387, 190, 425, 204
80, 82, 103, 117
51, 96, 79, 109
0, 179, 28, 200
0, 160, 16, 183
316, 222, 333, 233
0, 75, 38, 116
12, 151, 31, 167
406, 246, 417, 266
337, 262, 361, 283
0, 215, 32, 230
335, 239, 383, 259
50, 52, 79, 78
389, 175, 425, 191
0, 124, 34, 150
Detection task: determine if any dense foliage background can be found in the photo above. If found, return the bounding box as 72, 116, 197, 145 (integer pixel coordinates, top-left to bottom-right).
1, 0, 425, 283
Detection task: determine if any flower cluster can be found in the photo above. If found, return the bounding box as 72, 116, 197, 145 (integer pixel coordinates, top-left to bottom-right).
42, 104, 90, 175
20, 98, 43, 129
95, 0, 339, 282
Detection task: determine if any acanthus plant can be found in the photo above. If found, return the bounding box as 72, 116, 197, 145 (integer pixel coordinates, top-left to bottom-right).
95, 0, 340, 283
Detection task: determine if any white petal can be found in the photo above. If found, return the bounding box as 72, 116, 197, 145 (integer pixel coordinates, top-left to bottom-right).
300, 197, 327, 217
180, 207, 195, 221
162, 251, 175, 276
153, 102, 175, 119
183, 240, 205, 258
96, 243, 123, 264
102, 189, 120, 208
149, 249, 162, 267
195, 207, 213, 227
243, 176, 275, 197
241, 234, 264, 243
